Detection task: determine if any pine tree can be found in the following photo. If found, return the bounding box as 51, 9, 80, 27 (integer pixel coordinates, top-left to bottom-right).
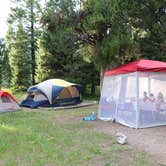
24, 0, 41, 84
0, 39, 11, 88
36, 0, 78, 82
124, 0, 166, 60
35, 37, 53, 82
57, 0, 136, 86
0, 39, 4, 88
10, 19, 31, 91
7, 0, 41, 85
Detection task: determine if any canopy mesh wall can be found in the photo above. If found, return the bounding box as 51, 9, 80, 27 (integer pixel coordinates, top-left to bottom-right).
98, 72, 166, 128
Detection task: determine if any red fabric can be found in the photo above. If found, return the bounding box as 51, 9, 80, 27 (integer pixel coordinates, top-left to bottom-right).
104, 59, 166, 76
0, 91, 18, 103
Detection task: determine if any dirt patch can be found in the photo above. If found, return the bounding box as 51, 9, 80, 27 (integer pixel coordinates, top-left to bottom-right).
92, 155, 107, 166
92, 119, 166, 165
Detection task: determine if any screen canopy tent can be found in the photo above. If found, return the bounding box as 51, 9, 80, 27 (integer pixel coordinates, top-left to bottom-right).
21, 79, 81, 108
98, 59, 166, 128
0, 91, 20, 112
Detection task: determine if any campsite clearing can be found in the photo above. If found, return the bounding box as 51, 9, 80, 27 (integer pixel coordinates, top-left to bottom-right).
0, 105, 164, 165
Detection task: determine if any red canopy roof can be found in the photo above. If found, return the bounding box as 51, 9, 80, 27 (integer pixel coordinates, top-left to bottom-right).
104, 59, 166, 76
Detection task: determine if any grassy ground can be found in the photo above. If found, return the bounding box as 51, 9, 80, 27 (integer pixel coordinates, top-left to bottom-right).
0, 106, 156, 166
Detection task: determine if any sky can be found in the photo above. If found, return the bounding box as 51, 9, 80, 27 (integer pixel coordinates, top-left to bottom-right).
0, 0, 11, 38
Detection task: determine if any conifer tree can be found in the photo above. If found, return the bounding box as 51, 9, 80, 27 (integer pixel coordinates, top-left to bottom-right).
7, 0, 41, 85
0, 39, 4, 88
36, 0, 79, 82
10, 19, 31, 91
35, 37, 53, 82
0, 39, 11, 88
24, 0, 41, 84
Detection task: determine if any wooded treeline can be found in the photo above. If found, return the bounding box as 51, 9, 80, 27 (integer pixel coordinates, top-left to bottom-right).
0, 0, 166, 95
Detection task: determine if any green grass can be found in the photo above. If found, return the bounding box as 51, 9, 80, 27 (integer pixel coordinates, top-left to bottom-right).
0, 106, 156, 166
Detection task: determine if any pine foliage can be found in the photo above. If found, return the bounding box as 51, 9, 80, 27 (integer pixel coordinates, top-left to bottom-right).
10, 20, 31, 91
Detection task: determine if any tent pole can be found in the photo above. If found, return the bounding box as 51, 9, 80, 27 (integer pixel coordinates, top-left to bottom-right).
136, 72, 140, 129
115, 75, 119, 121
148, 75, 151, 95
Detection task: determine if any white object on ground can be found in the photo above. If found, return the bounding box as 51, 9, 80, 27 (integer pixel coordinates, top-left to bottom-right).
116, 132, 127, 145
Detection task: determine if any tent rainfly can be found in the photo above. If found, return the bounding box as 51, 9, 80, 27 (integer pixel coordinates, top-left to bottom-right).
0, 91, 20, 112
98, 59, 166, 128
21, 79, 81, 108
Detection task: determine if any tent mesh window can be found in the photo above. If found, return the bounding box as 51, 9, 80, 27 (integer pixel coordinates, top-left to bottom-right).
57, 88, 72, 99
139, 72, 166, 127
27, 93, 35, 100
1, 95, 11, 103
33, 93, 47, 101
98, 72, 137, 127
68, 87, 79, 98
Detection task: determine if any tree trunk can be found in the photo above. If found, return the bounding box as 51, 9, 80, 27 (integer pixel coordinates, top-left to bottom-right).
30, 1, 35, 85
100, 67, 104, 92
81, 84, 86, 96
91, 74, 96, 96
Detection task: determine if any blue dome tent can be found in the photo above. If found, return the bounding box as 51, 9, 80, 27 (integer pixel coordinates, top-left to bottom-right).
21, 79, 81, 108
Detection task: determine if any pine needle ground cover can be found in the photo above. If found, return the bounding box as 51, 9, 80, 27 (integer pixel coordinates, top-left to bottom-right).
0, 106, 156, 166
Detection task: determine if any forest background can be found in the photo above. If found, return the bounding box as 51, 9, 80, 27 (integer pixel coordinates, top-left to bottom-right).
0, 0, 165, 98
